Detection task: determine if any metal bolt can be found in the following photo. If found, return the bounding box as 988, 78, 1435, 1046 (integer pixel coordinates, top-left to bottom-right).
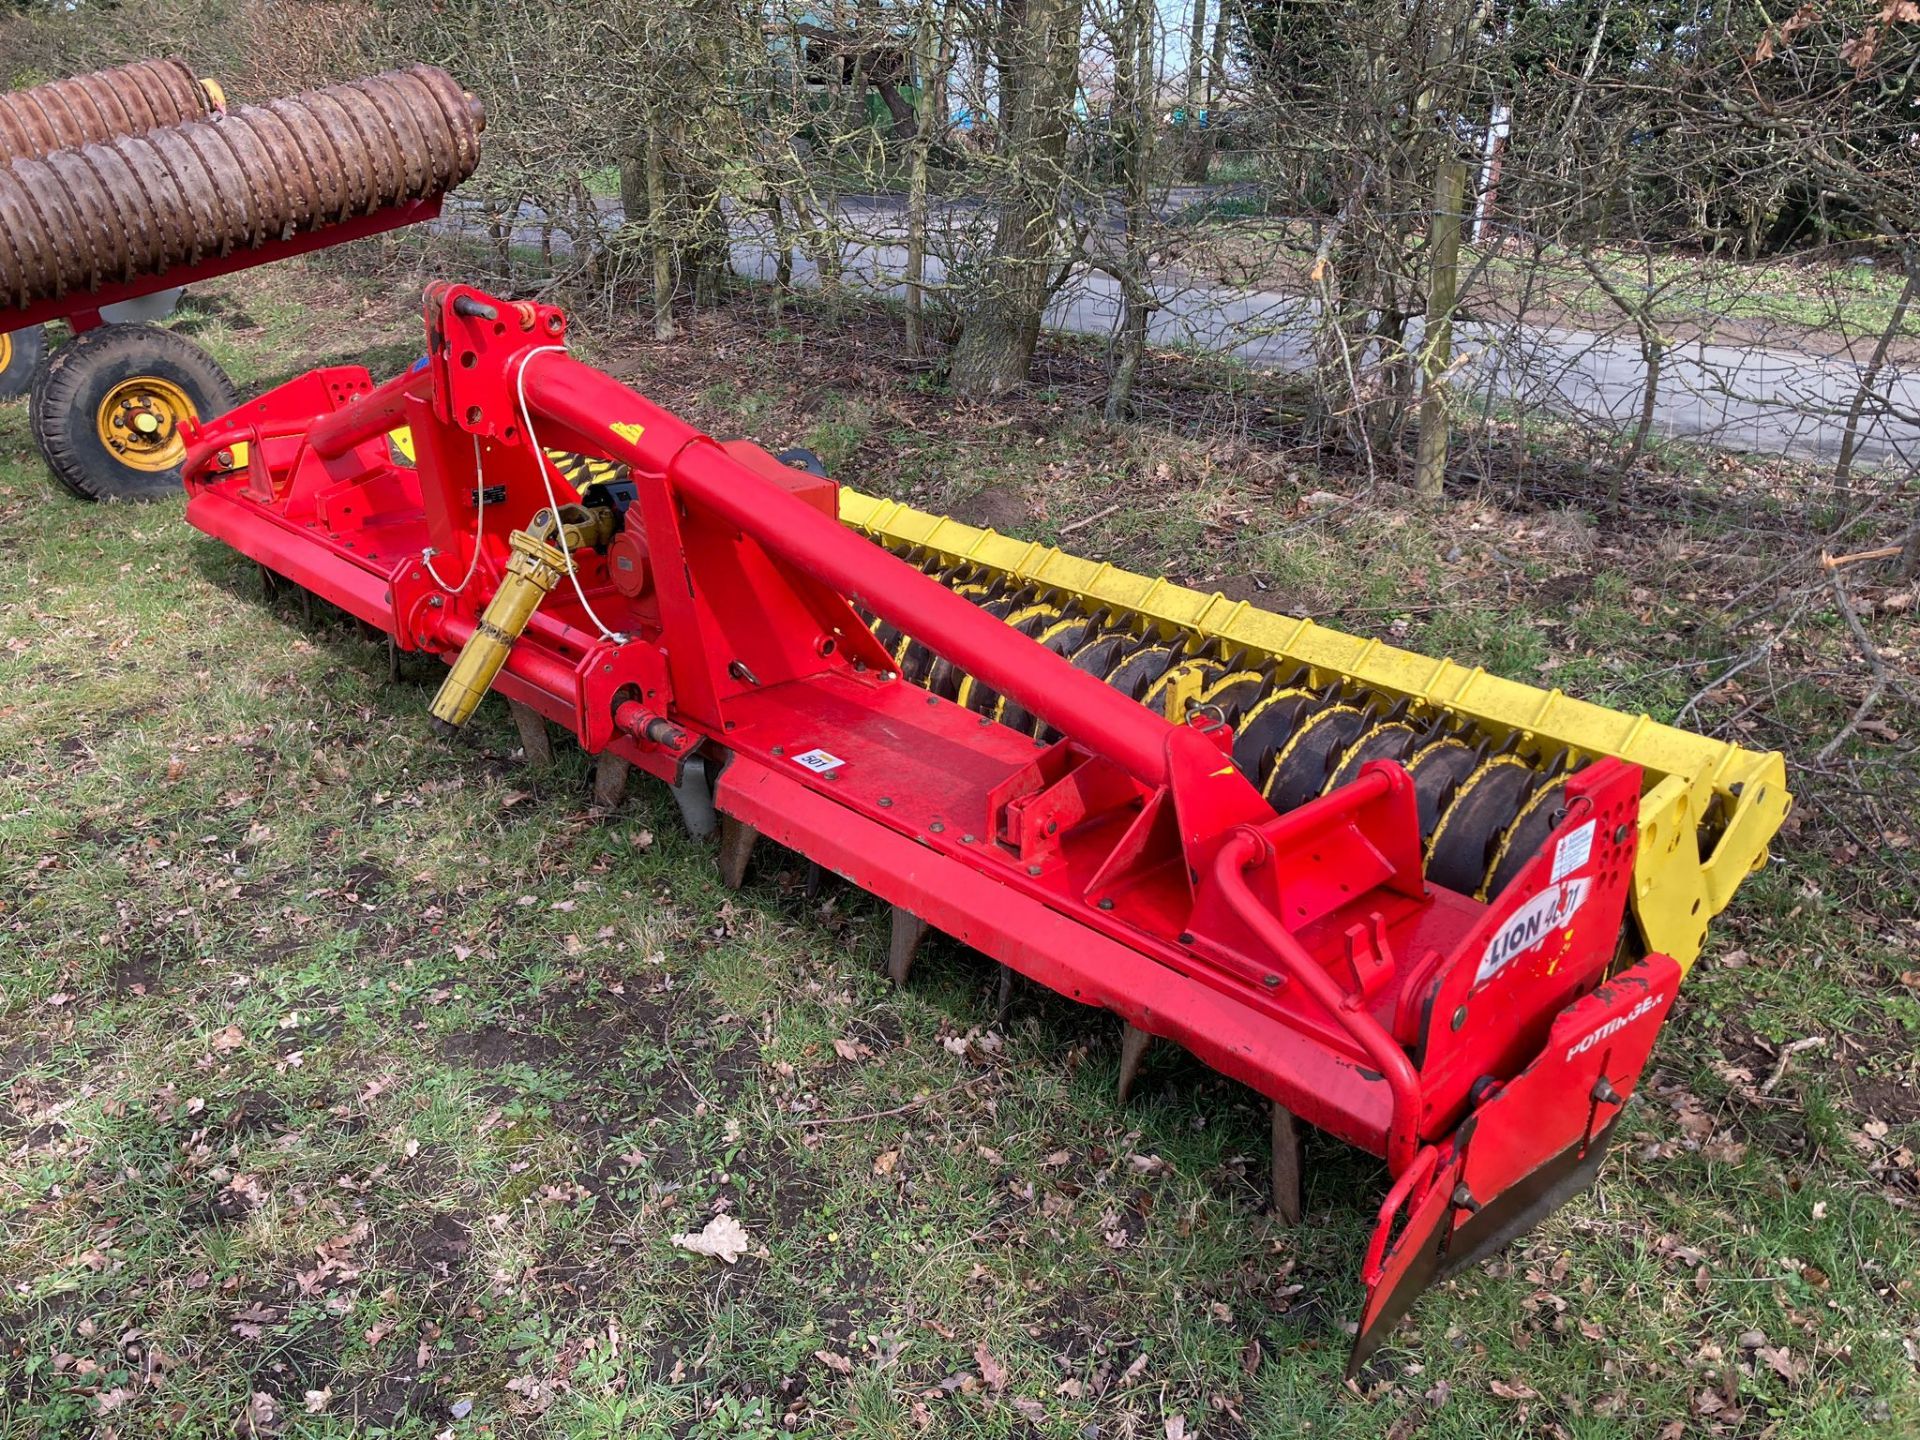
772, 745, 784, 756
1027, 864, 1042, 876
878, 797, 893, 808
1263, 974, 1281, 988
1615, 823, 1631, 843
1097, 897, 1114, 911
1451, 1005, 1468, 1031
929, 821, 944, 833
962, 833, 976, 844
1450, 1183, 1480, 1213
1591, 1076, 1623, 1106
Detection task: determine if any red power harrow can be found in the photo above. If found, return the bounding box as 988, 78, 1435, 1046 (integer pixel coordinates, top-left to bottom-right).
181, 286, 1682, 1372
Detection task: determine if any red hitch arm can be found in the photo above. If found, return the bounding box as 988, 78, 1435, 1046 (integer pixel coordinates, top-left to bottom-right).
522, 350, 1191, 790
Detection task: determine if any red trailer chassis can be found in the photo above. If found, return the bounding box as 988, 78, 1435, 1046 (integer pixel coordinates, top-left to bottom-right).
180, 286, 1681, 1372
2, 197, 444, 336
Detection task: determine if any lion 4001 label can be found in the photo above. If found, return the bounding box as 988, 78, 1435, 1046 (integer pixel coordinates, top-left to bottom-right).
1474, 876, 1592, 987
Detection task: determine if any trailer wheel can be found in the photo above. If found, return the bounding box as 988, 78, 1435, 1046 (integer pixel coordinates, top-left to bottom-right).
30, 323, 238, 501
0, 325, 46, 399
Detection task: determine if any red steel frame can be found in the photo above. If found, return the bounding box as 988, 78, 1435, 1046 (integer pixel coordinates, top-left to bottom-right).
1, 197, 444, 335
178, 285, 1684, 1372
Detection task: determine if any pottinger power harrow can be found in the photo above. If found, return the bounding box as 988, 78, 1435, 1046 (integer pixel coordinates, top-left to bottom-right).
179, 286, 1791, 1372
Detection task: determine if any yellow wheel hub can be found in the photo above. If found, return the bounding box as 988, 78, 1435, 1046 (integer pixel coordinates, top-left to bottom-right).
0, 332, 12, 375
97, 375, 195, 472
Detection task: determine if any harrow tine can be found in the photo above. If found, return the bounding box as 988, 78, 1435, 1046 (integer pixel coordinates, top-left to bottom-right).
886, 906, 928, 988
1116, 1023, 1153, 1104
993, 963, 1016, 1022
508, 699, 554, 766
591, 751, 631, 812
1271, 1103, 1303, 1225
668, 755, 717, 839
717, 814, 758, 889
386, 634, 402, 685
257, 562, 279, 601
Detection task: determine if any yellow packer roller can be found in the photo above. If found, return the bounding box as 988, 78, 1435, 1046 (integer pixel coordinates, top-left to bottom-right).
838, 488, 1791, 974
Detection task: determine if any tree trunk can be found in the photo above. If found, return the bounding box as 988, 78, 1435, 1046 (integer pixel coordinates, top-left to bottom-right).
1179, 0, 1210, 182
1835, 248, 1918, 487
968, 0, 995, 115
647, 127, 676, 340
1414, 157, 1468, 499
1104, 0, 1157, 420
949, 0, 1084, 397
906, 0, 960, 358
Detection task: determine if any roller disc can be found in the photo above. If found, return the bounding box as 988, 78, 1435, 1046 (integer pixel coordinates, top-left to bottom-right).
1479, 772, 1572, 900
1194, 669, 1269, 725
1101, 642, 1179, 703
1324, 718, 1421, 793
1424, 755, 1539, 896
1066, 625, 1135, 681
1262, 702, 1372, 813
1403, 736, 1481, 841
1231, 686, 1319, 787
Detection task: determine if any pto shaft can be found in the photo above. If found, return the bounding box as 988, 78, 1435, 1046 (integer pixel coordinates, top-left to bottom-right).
429, 529, 569, 732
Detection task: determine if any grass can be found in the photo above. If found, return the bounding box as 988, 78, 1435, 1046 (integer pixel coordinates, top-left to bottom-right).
2, 264, 1918, 1437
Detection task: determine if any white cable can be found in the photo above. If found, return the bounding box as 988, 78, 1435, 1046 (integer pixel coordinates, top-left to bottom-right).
514, 345, 628, 644
422, 432, 489, 593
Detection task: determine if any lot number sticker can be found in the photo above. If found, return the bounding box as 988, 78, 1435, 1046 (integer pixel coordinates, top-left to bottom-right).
792, 748, 845, 775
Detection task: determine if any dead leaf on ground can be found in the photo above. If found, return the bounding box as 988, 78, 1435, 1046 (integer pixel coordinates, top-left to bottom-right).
671, 1213, 752, 1264
974, 1344, 1009, 1392
210, 1025, 245, 1054
814, 1349, 853, 1374
235, 1391, 282, 1437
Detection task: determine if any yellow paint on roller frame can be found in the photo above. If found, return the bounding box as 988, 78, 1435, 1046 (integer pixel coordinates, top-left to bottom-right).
838, 487, 1791, 972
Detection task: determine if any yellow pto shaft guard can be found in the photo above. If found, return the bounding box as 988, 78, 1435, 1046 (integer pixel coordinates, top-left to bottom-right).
429, 503, 614, 732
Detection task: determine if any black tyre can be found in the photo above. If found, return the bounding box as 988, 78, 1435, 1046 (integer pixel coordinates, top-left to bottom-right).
30, 323, 239, 501
0, 325, 45, 399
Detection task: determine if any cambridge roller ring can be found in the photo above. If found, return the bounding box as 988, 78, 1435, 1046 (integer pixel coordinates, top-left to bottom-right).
0, 58, 221, 164
0, 62, 484, 500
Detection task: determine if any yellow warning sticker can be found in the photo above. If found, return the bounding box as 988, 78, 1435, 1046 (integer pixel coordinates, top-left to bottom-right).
610, 422, 646, 444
